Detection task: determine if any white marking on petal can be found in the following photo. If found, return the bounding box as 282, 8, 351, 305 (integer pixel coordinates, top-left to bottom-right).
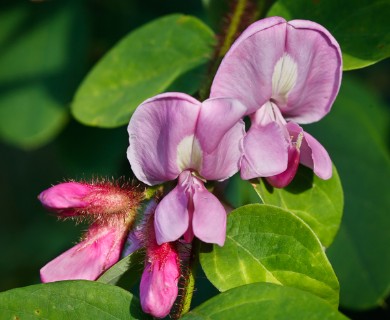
272, 53, 298, 104
176, 135, 203, 172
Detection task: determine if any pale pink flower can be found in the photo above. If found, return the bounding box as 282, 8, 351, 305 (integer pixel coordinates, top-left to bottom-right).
127, 93, 246, 245
211, 17, 342, 186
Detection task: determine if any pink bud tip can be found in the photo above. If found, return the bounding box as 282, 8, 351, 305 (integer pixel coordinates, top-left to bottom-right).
140, 247, 180, 318
38, 182, 91, 216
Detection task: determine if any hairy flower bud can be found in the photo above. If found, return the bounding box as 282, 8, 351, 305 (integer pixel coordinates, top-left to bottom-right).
140, 247, 180, 318
38, 180, 143, 218
38, 179, 144, 283
137, 204, 180, 318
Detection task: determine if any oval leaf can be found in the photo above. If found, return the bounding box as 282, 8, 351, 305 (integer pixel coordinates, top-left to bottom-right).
305, 76, 390, 309
182, 283, 347, 320
254, 165, 343, 248
267, 0, 390, 70
0, 280, 149, 319
98, 249, 144, 290
200, 204, 339, 307
72, 14, 215, 127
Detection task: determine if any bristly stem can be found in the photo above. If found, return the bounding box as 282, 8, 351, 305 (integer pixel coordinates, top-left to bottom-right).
199, 0, 258, 101
171, 239, 200, 319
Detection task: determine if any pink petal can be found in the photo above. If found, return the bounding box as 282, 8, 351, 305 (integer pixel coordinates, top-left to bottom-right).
40, 224, 125, 282
38, 182, 91, 215
154, 172, 190, 244
240, 122, 289, 179
192, 182, 226, 246
210, 17, 342, 124
140, 250, 179, 318
127, 93, 201, 185
266, 145, 300, 188
281, 20, 342, 123
200, 119, 245, 181
286, 122, 332, 179
196, 97, 247, 153
210, 17, 287, 115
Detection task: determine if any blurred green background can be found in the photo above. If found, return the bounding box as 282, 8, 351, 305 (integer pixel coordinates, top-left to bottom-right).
0, 0, 389, 319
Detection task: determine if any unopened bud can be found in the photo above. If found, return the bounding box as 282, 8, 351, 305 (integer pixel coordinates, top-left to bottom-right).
38, 180, 143, 218
140, 245, 180, 318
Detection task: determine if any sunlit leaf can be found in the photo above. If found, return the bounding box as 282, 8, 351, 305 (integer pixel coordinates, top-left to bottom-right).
200, 204, 339, 307
98, 249, 144, 290
72, 14, 215, 128
254, 165, 343, 248
0, 280, 149, 319
182, 283, 347, 320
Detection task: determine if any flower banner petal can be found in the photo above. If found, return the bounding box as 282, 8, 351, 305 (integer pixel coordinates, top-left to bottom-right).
127, 93, 201, 185
210, 17, 287, 115
282, 20, 342, 123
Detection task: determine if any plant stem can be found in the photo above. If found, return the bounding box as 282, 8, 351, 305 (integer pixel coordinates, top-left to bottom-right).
171, 239, 200, 319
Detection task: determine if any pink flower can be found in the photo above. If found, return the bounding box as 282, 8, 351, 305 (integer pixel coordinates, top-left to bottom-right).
38, 181, 142, 282
210, 17, 342, 186
140, 244, 180, 318
127, 93, 246, 246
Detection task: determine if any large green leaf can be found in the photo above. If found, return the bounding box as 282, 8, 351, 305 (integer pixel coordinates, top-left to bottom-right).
254, 165, 343, 248
0, 280, 149, 319
200, 204, 339, 307
0, 1, 86, 149
267, 0, 390, 70
182, 283, 347, 320
304, 76, 390, 309
72, 14, 215, 128
97, 249, 144, 290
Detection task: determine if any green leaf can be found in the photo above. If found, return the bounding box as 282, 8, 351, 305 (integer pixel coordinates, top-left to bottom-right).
97, 249, 144, 290
0, 280, 149, 319
72, 14, 215, 128
200, 204, 339, 307
182, 283, 347, 320
224, 173, 261, 208
0, 1, 87, 149
253, 165, 343, 248
304, 75, 390, 309
267, 0, 390, 70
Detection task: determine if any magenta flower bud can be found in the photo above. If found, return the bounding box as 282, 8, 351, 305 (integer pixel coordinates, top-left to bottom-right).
140, 245, 180, 318
38, 179, 143, 283
38, 181, 142, 217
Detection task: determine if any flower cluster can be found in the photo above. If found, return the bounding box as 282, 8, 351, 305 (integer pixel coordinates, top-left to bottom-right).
38, 16, 341, 319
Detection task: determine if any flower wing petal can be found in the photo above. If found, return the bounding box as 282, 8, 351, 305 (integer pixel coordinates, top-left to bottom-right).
200, 119, 245, 181
196, 97, 247, 153
286, 122, 332, 179
192, 184, 226, 246
154, 182, 189, 244
240, 122, 289, 179
127, 93, 201, 185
